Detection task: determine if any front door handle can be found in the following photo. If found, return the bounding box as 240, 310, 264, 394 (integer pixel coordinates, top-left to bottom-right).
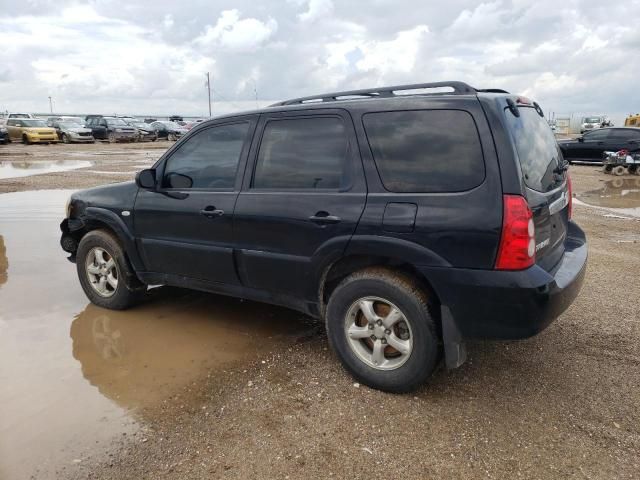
200, 206, 225, 218
309, 211, 341, 225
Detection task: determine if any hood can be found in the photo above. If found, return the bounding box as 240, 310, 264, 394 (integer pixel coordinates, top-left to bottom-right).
67, 127, 92, 133
71, 181, 138, 215
23, 127, 55, 132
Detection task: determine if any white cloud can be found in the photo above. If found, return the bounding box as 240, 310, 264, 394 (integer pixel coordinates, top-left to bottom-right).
0, 0, 637, 119
194, 10, 278, 52
299, 0, 334, 22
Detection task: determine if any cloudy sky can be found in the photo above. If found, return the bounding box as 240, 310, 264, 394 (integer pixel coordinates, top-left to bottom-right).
0, 0, 638, 121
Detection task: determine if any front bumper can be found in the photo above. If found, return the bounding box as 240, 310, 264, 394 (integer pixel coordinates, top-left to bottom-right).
29, 135, 58, 143
112, 132, 137, 141
69, 133, 94, 143
421, 221, 588, 340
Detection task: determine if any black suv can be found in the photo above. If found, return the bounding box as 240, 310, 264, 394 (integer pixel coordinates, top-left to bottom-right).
85, 115, 138, 143
60, 81, 587, 392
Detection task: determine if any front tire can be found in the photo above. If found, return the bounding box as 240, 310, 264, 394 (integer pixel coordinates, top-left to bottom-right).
22, 134, 31, 145
326, 268, 440, 392
108, 132, 117, 143
62, 133, 70, 144
76, 230, 146, 310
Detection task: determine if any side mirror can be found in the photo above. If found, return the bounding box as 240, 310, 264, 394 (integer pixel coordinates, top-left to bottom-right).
578, 137, 584, 143
136, 169, 156, 189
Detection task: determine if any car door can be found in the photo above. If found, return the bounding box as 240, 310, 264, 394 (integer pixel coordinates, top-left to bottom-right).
134, 118, 256, 284
6, 119, 20, 140
580, 129, 610, 160
233, 110, 367, 301
608, 128, 640, 153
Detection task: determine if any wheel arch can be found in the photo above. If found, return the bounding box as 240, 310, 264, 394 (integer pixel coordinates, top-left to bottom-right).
318, 255, 442, 320
64, 208, 145, 273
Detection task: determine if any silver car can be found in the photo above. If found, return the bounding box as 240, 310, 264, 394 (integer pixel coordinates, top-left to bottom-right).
47, 117, 95, 143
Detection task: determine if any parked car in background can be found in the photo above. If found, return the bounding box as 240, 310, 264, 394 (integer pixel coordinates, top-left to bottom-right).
85, 116, 137, 143
169, 115, 183, 123
580, 115, 610, 134
184, 119, 206, 130
59, 81, 587, 392
558, 127, 640, 163
7, 113, 37, 120
150, 121, 188, 141
127, 121, 158, 142
47, 117, 94, 143
0, 124, 9, 144
6, 118, 59, 144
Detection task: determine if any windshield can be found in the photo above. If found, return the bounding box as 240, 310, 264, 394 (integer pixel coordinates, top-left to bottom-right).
21, 119, 47, 127
584, 117, 601, 123
106, 118, 128, 126
59, 121, 83, 128
133, 123, 149, 129
505, 106, 565, 193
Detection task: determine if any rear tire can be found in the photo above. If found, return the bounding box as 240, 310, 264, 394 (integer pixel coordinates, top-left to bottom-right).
612, 165, 626, 176
76, 230, 146, 310
326, 268, 440, 393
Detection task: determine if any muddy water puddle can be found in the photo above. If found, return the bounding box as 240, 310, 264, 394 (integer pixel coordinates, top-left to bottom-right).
577, 177, 640, 218
0, 160, 92, 179
0, 190, 316, 479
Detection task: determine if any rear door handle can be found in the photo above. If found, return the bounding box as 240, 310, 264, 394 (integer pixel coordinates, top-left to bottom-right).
200, 206, 225, 218
309, 211, 341, 225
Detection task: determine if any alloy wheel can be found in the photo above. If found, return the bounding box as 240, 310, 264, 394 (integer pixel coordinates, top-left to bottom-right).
344, 296, 413, 370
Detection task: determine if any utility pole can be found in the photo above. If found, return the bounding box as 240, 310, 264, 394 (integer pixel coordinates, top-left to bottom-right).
206, 72, 212, 117
48, 96, 53, 114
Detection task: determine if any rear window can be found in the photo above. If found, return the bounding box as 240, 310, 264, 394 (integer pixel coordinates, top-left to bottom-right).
505, 106, 564, 192
363, 110, 485, 193
253, 117, 349, 189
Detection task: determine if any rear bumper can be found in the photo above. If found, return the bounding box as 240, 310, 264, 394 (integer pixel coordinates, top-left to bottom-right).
421, 221, 588, 340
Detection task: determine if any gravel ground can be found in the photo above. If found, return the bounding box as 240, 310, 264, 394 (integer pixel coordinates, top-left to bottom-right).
1, 143, 638, 479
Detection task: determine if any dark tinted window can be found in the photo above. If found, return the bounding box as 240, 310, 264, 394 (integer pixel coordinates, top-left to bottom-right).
609, 129, 640, 141
162, 122, 249, 189
505, 106, 564, 192
363, 110, 485, 192
584, 129, 609, 141
253, 117, 348, 189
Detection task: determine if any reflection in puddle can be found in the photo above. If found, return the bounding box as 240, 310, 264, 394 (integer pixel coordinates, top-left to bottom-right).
71, 289, 316, 411
577, 178, 640, 218
0, 189, 319, 478
0, 159, 92, 179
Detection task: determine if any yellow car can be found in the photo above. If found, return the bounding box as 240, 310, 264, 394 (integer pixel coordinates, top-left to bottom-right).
6, 118, 59, 144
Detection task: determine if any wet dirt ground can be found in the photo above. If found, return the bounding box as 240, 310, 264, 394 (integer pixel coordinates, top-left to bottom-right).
0, 143, 639, 479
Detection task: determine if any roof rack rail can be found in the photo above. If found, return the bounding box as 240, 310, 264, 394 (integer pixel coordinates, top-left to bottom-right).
270, 81, 479, 107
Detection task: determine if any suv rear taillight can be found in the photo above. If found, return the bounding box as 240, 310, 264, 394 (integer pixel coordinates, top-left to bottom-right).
495, 195, 535, 270
567, 175, 573, 220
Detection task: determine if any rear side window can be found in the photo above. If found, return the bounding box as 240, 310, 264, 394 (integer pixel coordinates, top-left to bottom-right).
609, 129, 640, 141
253, 117, 349, 189
363, 110, 485, 193
505, 107, 564, 192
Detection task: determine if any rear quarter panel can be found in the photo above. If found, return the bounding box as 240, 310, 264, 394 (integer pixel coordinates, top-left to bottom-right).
348, 96, 503, 270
